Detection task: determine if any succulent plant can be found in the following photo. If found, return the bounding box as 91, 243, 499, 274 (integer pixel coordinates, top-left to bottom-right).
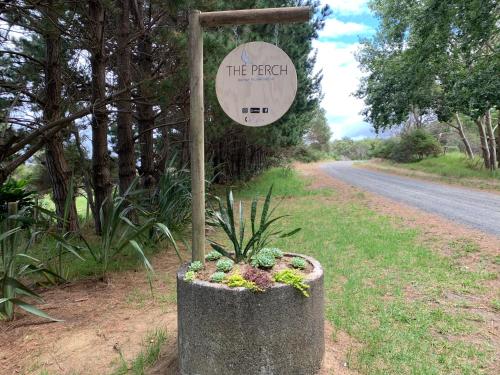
268, 248, 284, 258
225, 272, 262, 292
205, 250, 223, 261
243, 267, 273, 290
216, 258, 234, 273
188, 260, 204, 272
251, 252, 276, 269
290, 257, 307, 270
184, 270, 196, 283
210, 271, 226, 283
273, 269, 310, 297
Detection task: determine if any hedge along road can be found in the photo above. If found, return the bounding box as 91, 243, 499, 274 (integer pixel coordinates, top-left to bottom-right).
321, 161, 500, 236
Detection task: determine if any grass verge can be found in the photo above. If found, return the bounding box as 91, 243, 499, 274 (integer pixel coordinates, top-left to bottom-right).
364, 153, 500, 191
234, 167, 495, 374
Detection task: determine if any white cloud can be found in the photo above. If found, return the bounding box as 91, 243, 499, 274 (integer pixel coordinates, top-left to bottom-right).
321, 0, 370, 15
319, 19, 372, 38
313, 38, 372, 139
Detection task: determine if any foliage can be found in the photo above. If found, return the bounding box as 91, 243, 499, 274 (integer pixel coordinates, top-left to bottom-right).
80, 180, 178, 278
266, 248, 284, 258
251, 251, 276, 269
330, 138, 383, 160
215, 258, 234, 273
183, 271, 196, 283
291, 257, 307, 270
0, 214, 62, 321
305, 108, 332, 151
149, 161, 192, 234
224, 272, 262, 292
373, 129, 442, 162
210, 271, 226, 283
205, 250, 222, 261
273, 269, 310, 297
0, 178, 35, 221
243, 267, 273, 290
208, 186, 300, 263
292, 145, 333, 163
188, 261, 203, 273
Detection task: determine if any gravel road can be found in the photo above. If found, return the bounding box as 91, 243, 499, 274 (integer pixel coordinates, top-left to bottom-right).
321, 161, 500, 236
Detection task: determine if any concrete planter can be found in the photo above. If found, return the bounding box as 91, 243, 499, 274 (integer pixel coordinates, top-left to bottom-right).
177, 253, 324, 375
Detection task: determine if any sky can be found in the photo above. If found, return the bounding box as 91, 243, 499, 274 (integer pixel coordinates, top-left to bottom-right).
314, 1, 378, 140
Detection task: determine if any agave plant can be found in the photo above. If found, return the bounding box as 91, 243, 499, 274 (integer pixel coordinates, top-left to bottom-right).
208, 186, 300, 263
0, 210, 63, 321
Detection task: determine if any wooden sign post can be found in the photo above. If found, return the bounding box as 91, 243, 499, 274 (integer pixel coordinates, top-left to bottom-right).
189, 7, 310, 262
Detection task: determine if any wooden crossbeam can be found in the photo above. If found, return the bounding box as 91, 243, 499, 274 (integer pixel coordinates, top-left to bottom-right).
199, 7, 310, 27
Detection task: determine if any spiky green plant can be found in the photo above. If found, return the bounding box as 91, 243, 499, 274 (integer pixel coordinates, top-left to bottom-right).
0, 208, 63, 321
208, 186, 300, 263
80, 179, 179, 278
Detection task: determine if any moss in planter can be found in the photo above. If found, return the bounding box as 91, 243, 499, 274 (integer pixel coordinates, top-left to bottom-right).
216, 258, 234, 272
273, 269, 310, 297
184, 270, 196, 283
188, 261, 204, 272
205, 250, 222, 261
225, 273, 263, 292
290, 257, 307, 270
210, 271, 226, 283
243, 267, 273, 290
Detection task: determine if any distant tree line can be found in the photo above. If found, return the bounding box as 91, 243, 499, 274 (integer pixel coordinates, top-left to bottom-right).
0, 0, 330, 232
356, 0, 499, 170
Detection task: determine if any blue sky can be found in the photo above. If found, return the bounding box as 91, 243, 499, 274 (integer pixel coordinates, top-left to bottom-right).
314, 1, 378, 139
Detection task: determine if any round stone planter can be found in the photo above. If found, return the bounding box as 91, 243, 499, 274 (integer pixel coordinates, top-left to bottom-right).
177, 253, 324, 375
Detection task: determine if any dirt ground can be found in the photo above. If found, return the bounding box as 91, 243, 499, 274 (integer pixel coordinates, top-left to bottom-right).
1, 162, 498, 374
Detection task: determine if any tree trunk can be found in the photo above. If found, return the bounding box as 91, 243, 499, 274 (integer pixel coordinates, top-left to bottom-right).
89, 0, 112, 233
72, 126, 97, 222
485, 109, 497, 170
135, 0, 155, 188
454, 113, 474, 159
475, 116, 491, 169
496, 110, 500, 168
115, 0, 136, 195
43, 0, 78, 231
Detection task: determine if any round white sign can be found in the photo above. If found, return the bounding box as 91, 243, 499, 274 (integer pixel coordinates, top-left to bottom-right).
215, 42, 297, 127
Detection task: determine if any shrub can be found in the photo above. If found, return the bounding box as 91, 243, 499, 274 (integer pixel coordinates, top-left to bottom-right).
243, 267, 273, 290
188, 260, 203, 272
273, 269, 310, 297
225, 273, 262, 292
210, 271, 226, 283
290, 257, 307, 270
205, 250, 222, 261
184, 270, 196, 283
216, 258, 234, 273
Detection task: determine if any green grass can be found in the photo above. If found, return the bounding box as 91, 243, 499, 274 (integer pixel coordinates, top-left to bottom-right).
235, 167, 331, 198
396, 152, 499, 180
233, 167, 495, 374
39, 193, 91, 220
112, 329, 167, 375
